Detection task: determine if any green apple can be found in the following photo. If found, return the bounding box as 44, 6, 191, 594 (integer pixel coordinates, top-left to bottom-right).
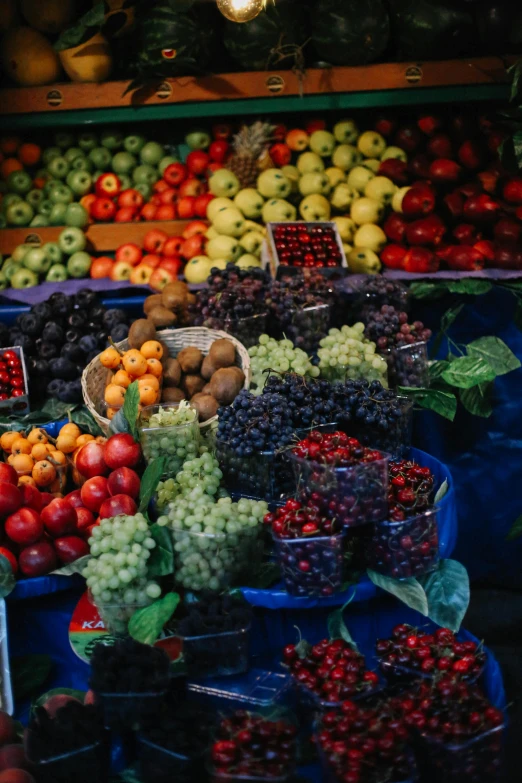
239, 231, 264, 255
54, 132, 75, 149
43, 178, 62, 197
234, 188, 264, 219
298, 172, 331, 197
281, 165, 300, 194
89, 147, 112, 170
357, 131, 387, 158
213, 207, 246, 238
64, 147, 84, 164
112, 151, 137, 175
49, 203, 68, 226
392, 187, 411, 214
325, 167, 346, 188
66, 170, 93, 197
0, 271, 7, 290
12, 244, 32, 263
347, 247, 381, 274
43, 242, 63, 264
243, 219, 265, 234
262, 199, 296, 223
26, 189, 44, 209
347, 166, 375, 193
7, 170, 32, 195
23, 247, 51, 274
361, 159, 381, 173
48, 183, 74, 205
209, 169, 240, 198
119, 174, 132, 191
205, 226, 219, 240
65, 203, 89, 228
92, 170, 104, 182
42, 146, 62, 165
298, 194, 331, 221
184, 255, 213, 284
30, 215, 49, 227
101, 129, 123, 150
158, 155, 179, 176
310, 130, 336, 157
6, 201, 34, 226
185, 130, 211, 150
70, 156, 94, 172
332, 144, 360, 172
67, 251, 92, 278
207, 197, 235, 222
365, 176, 397, 206
46, 264, 68, 282
78, 132, 98, 152
1, 193, 22, 210
350, 197, 384, 226
134, 182, 152, 200
381, 146, 408, 162
236, 253, 261, 268
47, 156, 70, 180
11, 267, 38, 289
257, 169, 291, 199
38, 200, 54, 217
354, 224, 387, 252
333, 120, 359, 144
124, 134, 146, 155
58, 226, 87, 254
330, 183, 357, 212
207, 235, 241, 261
132, 164, 158, 186
140, 141, 164, 166
3, 259, 21, 280
296, 151, 324, 174
333, 216, 356, 243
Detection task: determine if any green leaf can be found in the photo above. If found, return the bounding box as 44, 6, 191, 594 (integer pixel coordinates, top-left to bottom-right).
0, 554, 15, 598
499, 280, 522, 293
467, 336, 521, 376
123, 381, 140, 439
32, 688, 86, 711
506, 514, 522, 541
408, 281, 448, 300
417, 559, 470, 633
295, 638, 312, 659
71, 407, 104, 437
441, 303, 465, 332
51, 555, 90, 577
429, 360, 450, 380
397, 387, 457, 421
147, 523, 174, 577
41, 398, 77, 419
129, 592, 180, 645
460, 382, 494, 418
445, 280, 492, 296
11, 654, 52, 700
139, 457, 166, 513
109, 408, 132, 436
441, 356, 496, 389
367, 570, 428, 616
54, 4, 106, 51
327, 595, 357, 649
434, 479, 449, 504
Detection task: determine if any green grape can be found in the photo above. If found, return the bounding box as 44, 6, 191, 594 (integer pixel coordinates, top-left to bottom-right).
139, 400, 200, 477
318, 325, 388, 385
248, 334, 318, 394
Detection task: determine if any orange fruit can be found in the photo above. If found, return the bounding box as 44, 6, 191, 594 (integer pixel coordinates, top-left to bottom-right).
32, 460, 56, 487
1, 157, 22, 179
12, 453, 34, 476
113, 369, 132, 388
138, 384, 157, 406
76, 434, 94, 447
49, 450, 67, 467
11, 438, 31, 456
105, 384, 126, 407
0, 431, 21, 453
146, 358, 163, 377
56, 433, 77, 454
138, 374, 160, 391
18, 142, 41, 167
31, 443, 49, 461
27, 428, 48, 445
106, 407, 118, 420
100, 347, 121, 369
18, 475, 36, 487
123, 350, 147, 378
140, 340, 163, 360
60, 423, 81, 439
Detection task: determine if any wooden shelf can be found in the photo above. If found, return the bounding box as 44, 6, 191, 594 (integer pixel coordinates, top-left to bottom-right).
0, 220, 195, 256
0, 57, 512, 129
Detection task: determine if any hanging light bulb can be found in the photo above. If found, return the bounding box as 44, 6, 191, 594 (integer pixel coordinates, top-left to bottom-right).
217, 0, 264, 23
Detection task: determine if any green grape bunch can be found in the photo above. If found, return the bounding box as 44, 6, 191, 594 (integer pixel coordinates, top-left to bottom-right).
248, 334, 319, 394
318, 324, 388, 385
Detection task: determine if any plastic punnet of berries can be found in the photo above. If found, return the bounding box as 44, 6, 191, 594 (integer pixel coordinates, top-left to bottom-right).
364, 305, 432, 388
318, 324, 389, 386
248, 334, 320, 395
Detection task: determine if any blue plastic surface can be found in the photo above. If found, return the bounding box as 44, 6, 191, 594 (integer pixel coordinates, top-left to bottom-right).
8, 574, 84, 601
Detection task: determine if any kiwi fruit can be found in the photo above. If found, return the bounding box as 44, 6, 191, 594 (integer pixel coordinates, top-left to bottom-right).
161, 289, 186, 311
225, 366, 245, 386
128, 318, 157, 350
177, 346, 203, 374
148, 306, 177, 328
186, 292, 197, 306
202, 382, 212, 395
163, 280, 188, 296
181, 374, 206, 397
162, 387, 186, 403
163, 358, 181, 388
210, 367, 244, 406
190, 393, 219, 422
209, 339, 236, 370
201, 354, 216, 380
143, 294, 163, 314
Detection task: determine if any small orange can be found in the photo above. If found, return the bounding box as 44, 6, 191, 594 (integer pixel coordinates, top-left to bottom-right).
123, 349, 147, 378
0, 431, 21, 453
31, 443, 49, 461
138, 374, 160, 391
105, 384, 126, 407
18, 475, 36, 488
11, 437, 31, 456
49, 450, 67, 467
1, 157, 22, 180
138, 384, 157, 406
32, 460, 57, 488
100, 347, 121, 370
56, 433, 78, 454
113, 369, 132, 388
50, 477, 64, 494
146, 358, 163, 378
59, 423, 81, 439
0, 136, 20, 155
140, 340, 163, 360
76, 434, 94, 447
106, 407, 118, 420
28, 428, 48, 445
12, 453, 34, 476
18, 142, 41, 167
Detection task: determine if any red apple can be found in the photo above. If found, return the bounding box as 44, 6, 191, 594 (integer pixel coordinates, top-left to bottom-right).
447, 246, 486, 271
150, 267, 175, 291
503, 178, 522, 205
18, 541, 57, 577
494, 246, 522, 269
141, 203, 157, 221
380, 244, 407, 269
41, 498, 77, 538
186, 150, 209, 176
417, 114, 442, 136
0, 745, 30, 773
76, 441, 109, 479
405, 215, 446, 247
494, 218, 522, 247
177, 197, 196, 219
91, 197, 117, 222
179, 178, 206, 199
164, 163, 187, 187
5, 507, 42, 546
159, 257, 182, 276
76, 507, 95, 535
487, 129, 506, 155
115, 207, 137, 223
402, 186, 436, 218
383, 213, 408, 243
0, 482, 22, 516
182, 220, 208, 239
144, 228, 169, 254
443, 191, 465, 220
103, 433, 141, 470
426, 133, 453, 159
0, 463, 17, 485
39, 492, 54, 509
155, 204, 177, 221
435, 244, 454, 263
394, 125, 422, 152
19, 483, 42, 512
452, 224, 481, 246
408, 154, 431, 180
98, 494, 138, 520
209, 140, 230, 163
269, 143, 292, 167
141, 253, 161, 269
378, 159, 409, 185
305, 118, 326, 134
474, 239, 496, 264
194, 193, 215, 219
402, 247, 439, 273
118, 189, 144, 210
107, 466, 141, 499
115, 243, 142, 267
463, 194, 501, 223
458, 182, 483, 200
0, 548, 18, 575
458, 140, 485, 170
81, 476, 110, 513
180, 234, 205, 260
95, 173, 121, 199
159, 188, 178, 206
54, 536, 89, 564
162, 236, 184, 257
65, 489, 83, 509
375, 115, 397, 138
429, 159, 462, 184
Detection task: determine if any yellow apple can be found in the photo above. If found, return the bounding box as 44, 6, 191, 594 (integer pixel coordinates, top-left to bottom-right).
281, 165, 300, 193
342, 242, 353, 256
347, 166, 375, 193
325, 167, 346, 188
262, 199, 296, 223
236, 253, 261, 268
184, 255, 213, 283
392, 186, 412, 214
350, 197, 384, 226
361, 159, 381, 173
330, 183, 357, 212
357, 131, 387, 158
206, 235, 240, 261
296, 151, 325, 174
310, 130, 336, 157
234, 188, 264, 218
353, 224, 387, 252
347, 248, 381, 274
381, 146, 408, 162
205, 226, 219, 240
239, 230, 264, 255
207, 197, 234, 222
333, 119, 359, 144
212, 207, 246, 237
332, 144, 360, 171
365, 176, 398, 206
299, 172, 331, 197
299, 194, 331, 221
129, 263, 153, 285
333, 216, 356, 243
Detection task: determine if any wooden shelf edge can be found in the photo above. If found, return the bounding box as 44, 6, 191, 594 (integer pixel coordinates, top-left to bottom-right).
0, 57, 513, 117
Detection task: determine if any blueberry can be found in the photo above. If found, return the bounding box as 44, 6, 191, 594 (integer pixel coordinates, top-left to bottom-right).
78, 335, 98, 354
49, 357, 77, 380
42, 322, 65, 344
34, 359, 50, 376
57, 379, 82, 403
103, 308, 127, 328
95, 330, 108, 347
49, 292, 74, 317
47, 378, 65, 397
18, 334, 34, 353
62, 342, 85, 362
68, 312, 87, 329
19, 313, 43, 337
86, 349, 100, 363
66, 328, 81, 343
40, 342, 59, 360
74, 288, 97, 310
32, 302, 53, 321
88, 305, 105, 323
0, 324, 10, 348
111, 323, 129, 342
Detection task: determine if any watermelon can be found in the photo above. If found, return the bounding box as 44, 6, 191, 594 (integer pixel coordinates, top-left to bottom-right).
389, 0, 474, 60
224, 0, 309, 71
311, 0, 390, 66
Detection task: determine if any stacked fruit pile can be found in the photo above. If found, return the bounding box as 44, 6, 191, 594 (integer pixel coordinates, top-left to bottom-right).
99, 338, 163, 420
4, 227, 92, 289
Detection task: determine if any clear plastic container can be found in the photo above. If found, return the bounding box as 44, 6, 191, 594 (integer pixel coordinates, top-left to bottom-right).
378, 655, 485, 687
96, 689, 168, 731
210, 770, 292, 783
25, 737, 110, 783
139, 402, 200, 478
203, 313, 268, 349
187, 669, 293, 712
282, 303, 332, 354
366, 508, 439, 579
343, 396, 413, 459
173, 525, 262, 592
317, 742, 418, 783
290, 452, 389, 528
418, 724, 504, 783
138, 736, 195, 783
380, 341, 430, 389
295, 677, 383, 713
94, 600, 151, 636
182, 624, 251, 679
320, 354, 389, 387
353, 278, 410, 320
273, 531, 346, 598
216, 439, 294, 503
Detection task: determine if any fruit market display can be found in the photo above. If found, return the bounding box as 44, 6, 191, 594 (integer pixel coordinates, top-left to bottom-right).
2, 227, 91, 289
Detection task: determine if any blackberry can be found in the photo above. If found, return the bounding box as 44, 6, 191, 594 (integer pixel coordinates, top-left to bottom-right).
89, 637, 170, 694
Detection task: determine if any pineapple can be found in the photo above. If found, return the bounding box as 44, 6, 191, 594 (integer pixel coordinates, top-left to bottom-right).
228, 121, 275, 188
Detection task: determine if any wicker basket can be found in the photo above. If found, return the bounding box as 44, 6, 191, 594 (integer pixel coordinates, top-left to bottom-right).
82, 327, 251, 435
